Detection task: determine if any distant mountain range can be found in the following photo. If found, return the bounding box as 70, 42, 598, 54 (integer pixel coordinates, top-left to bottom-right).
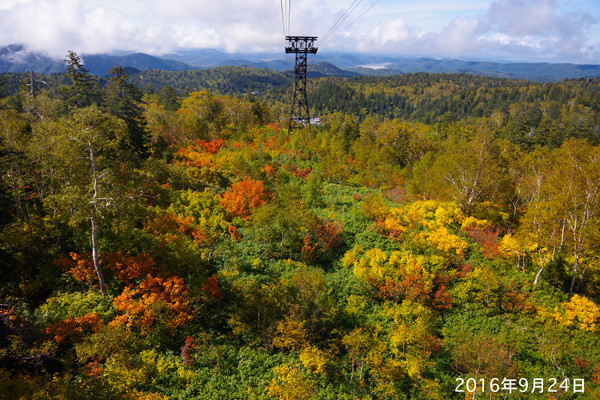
2, 44, 600, 82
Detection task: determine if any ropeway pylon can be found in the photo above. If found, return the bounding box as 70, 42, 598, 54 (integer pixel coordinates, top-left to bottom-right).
285, 36, 317, 131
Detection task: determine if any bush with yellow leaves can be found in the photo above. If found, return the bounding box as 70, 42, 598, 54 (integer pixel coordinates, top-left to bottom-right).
554, 294, 600, 332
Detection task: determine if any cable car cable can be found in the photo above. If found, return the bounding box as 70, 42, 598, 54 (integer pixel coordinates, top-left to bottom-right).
321, 0, 364, 44
288, 0, 292, 35
280, 0, 287, 36
323, 0, 380, 45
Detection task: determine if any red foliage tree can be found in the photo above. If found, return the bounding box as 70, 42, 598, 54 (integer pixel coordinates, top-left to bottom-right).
181, 335, 195, 365
301, 220, 343, 264
202, 274, 225, 301
228, 225, 240, 241
464, 227, 501, 259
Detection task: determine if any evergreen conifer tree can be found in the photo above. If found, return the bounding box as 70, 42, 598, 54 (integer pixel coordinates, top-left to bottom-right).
105, 66, 149, 157
61, 50, 100, 108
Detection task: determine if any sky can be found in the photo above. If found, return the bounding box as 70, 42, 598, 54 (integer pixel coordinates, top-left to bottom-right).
1, 0, 599, 64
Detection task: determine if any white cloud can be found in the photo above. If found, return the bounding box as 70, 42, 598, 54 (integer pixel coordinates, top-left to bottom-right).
0, 0, 33, 12
368, 19, 414, 45
171, 26, 222, 50
478, 0, 599, 61
0, 0, 85, 56
428, 17, 482, 56
330, 0, 600, 63
79, 8, 139, 53
0, 0, 598, 63
486, 0, 558, 36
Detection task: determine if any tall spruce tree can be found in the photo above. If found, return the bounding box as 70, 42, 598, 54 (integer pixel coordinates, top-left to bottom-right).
61, 50, 100, 109
104, 66, 149, 157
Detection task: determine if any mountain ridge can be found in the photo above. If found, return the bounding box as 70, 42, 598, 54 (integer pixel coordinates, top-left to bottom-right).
1, 45, 600, 82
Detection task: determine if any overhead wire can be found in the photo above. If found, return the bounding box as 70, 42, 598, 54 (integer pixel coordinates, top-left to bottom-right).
320, 0, 364, 44
280, 0, 287, 37
288, 0, 292, 36
281, 0, 378, 44
280, 0, 292, 36
280, 0, 379, 70
278, 0, 380, 124
320, 0, 380, 47
343, 0, 380, 35
280, 0, 293, 70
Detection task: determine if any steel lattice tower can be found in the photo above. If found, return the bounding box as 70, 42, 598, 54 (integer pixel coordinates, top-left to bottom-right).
285, 36, 318, 131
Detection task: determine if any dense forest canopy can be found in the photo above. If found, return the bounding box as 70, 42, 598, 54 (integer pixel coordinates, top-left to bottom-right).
1, 55, 600, 399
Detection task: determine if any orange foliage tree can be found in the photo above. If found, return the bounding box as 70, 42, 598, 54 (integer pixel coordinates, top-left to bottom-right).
55, 252, 97, 287
144, 212, 214, 247
176, 139, 225, 167
220, 178, 269, 220
55, 252, 155, 287
111, 274, 193, 335
102, 252, 155, 286
174, 138, 228, 186
43, 312, 104, 344
54, 251, 195, 337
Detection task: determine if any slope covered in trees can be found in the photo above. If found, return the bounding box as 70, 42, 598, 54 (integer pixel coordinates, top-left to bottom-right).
0, 66, 289, 99
1, 57, 600, 399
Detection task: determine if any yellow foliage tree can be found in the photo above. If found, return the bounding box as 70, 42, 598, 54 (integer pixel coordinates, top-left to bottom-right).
267, 364, 316, 400
373, 200, 483, 258
273, 317, 309, 351
416, 226, 467, 257
554, 294, 600, 332
342, 326, 384, 383
102, 349, 193, 398
299, 345, 329, 375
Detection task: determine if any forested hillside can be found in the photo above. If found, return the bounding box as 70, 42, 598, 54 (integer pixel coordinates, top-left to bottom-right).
0, 66, 289, 99
1, 55, 600, 399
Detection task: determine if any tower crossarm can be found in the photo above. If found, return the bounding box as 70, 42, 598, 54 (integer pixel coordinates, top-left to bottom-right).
285, 36, 318, 54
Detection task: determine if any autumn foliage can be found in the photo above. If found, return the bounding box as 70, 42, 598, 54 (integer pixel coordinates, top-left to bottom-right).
301, 219, 343, 263
219, 178, 269, 219
102, 252, 155, 286
53, 251, 194, 337
144, 212, 214, 246
111, 274, 192, 335
176, 139, 226, 167
55, 252, 155, 287
464, 227, 502, 259
43, 312, 104, 343
3, 76, 600, 399
54, 252, 97, 287
201, 274, 225, 302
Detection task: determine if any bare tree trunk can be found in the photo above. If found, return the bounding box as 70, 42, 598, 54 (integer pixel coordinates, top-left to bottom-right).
533, 254, 547, 286
533, 265, 544, 286
90, 214, 107, 295
89, 142, 107, 295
